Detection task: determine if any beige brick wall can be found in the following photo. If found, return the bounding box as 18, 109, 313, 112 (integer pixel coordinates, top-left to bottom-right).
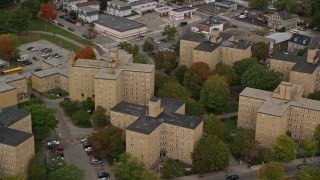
0, 89, 17, 109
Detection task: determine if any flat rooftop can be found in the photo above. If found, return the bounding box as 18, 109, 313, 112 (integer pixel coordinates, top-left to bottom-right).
265, 32, 292, 44
0, 82, 15, 93
0, 108, 30, 128
94, 15, 146, 32
0, 73, 25, 83
172, 7, 195, 13
0, 127, 33, 146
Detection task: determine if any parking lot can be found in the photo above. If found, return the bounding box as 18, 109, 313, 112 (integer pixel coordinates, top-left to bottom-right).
18, 40, 70, 78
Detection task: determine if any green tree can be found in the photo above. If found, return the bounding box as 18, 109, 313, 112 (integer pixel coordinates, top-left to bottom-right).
183, 70, 202, 99
312, 12, 320, 29
143, 39, 155, 54
154, 73, 177, 95
297, 48, 308, 56
21, 0, 41, 19
141, 169, 159, 180
250, 0, 269, 10
28, 156, 47, 180
133, 54, 147, 64
231, 131, 259, 161
48, 164, 84, 180
174, 65, 188, 84
200, 75, 230, 112
185, 98, 205, 117
59, 100, 81, 117
2, 174, 24, 180
307, 91, 320, 101
0, 0, 16, 7
92, 106, 109, 129
162, 24, 177, 40
161, 159, 183, 179
270, 135, 296, 163
233, 57, 258, 82
252, 42, 269, 60
190, 62, 210, 82
82, 97, 95, 111
157, 82, 189, 101
0, 13, 15, 34
72, 110, 91, 127
203, 114, 224, 138
192, 136, 230, 174
175, 40, 180, 56
275, 0, 300, 13
300, 140, 318, 159
88, 125, 124, 159
112, 153, 145, 180
212, 62, 236, 84
314, 124, 320, 150
256, 161, 286, 180
295, 166, 320, 180
153, 50, 177, 73
9, 9, 30, 34
22, 104, 57, 137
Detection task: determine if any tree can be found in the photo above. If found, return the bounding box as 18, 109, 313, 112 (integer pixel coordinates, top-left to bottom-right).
241, 64, 282, 91
190, 62, 210, 82
162, 24, 177, 40
72, 110, 91, 127
59, 100, 82, 117
2, 174, 24, 180
21, 0, 41, 19
314, 125, 320, 150
312, 12, 320, 29
38, 3, 57, 27
48, 164, 84, 180
82, 97, 95, 111
185, 98, 205, 117
297, 48, 308, 56
307, 91, 320, 101
231, 131, 259, 161
200, 75, 230, 112
112, 153, 145, 180
252, 42, 269, 60
256, 161, 286, 180
157, 83, 189, 101
274, 0, 300, 13
22, 104, 57, 138
270, 135, 296, 163
154, 72, 177, 95
0, 34, 18, 60
141, 169, 159, 180
250, 0, 269, 10
295, 166, 320, 180
233, 57, 258, 83
0, 13, 15, 34
161, 159, 183, 178
9, 9, 30, 34
192, 136, 230, 174
300, 140, 317, 159
212, 62, 236, 84
0, 0, 16, 7
88, 125, 124, 159
143, 39, 155, 54
133, 54, 147, 64
92, 106, 109, 129
130, 44, 140, 57
183, 70, 202, 99
203, 114, 224, 138
28, 156, 47, 180
153, 50, 177, 73
75, 46, 96, 61
174, 40, 180, 56
174, 65, 188, 84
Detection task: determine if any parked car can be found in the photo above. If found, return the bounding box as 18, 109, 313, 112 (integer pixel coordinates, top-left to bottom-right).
91, 156, 102, 164
52, 53, 59, 57
179, 21, 187, 27
167, 2, 172, 6
297, 163, 309, 169
87, 149, 93, 155
85, 147, 92, 152
58, 23, 64, 27
35, 68, 42, 72
69, 19, 77, 24
68, 27, 75, 31
41, 53, 50, 57
136, 35, 144, 41
32, 57, 39, 61
54, 54, 62, 58
81, 137, 87, 143
51, 146, 64, 153
59, 15, 65, 19
155, 40, 160, 44
226, 175, 239, 180
31, 47, 39, 51
160, 38, 167, 42
27, 47, 34, 51
21, 60, 32, 66
43, 48, 52, 53
98, 172, 110, 179
232, 25, 238, 28
41, 48, 48, 52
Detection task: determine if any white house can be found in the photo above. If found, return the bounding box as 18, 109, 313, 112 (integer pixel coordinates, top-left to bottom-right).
75, 0, 100, 11
169, 7, 196, 21
63, 0, 87, 11
93, 14, 146, 39
106, 0, 132, 17
130, 0, 157, 14
78, 6, 99, 23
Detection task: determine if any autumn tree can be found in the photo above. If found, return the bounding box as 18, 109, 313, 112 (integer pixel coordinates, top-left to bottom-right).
162, 24, 177, 40
183, 70, 202, 99
88, 125, 125, 159
190, 62, 211, 82
256, 161, 286, 180
157, 82, 189, 101
0, 34, 18, 60
231, 131, 259, 161
75, 46, 96, 61
270, 135, 296, 163
200, 75, 230, 112
174, 65, 188, 84
192, 135, 230, 175
38, 3, 57, 27
295, 166, 320, 180
203, 114, 225, 138
252, 42, 269, 60
153, 50, 177, 73
212, 62, 236, 84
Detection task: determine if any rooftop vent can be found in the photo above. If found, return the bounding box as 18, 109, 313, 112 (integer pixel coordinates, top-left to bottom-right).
294, 37, 298, 42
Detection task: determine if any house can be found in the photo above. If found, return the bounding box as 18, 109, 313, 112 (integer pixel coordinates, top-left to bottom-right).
169, 7, 196, 21
78, 6, 99, 23
196, 17, 231, 32
288, 33, 312, 53
268, 10, 299, 30
265, 32, 292, 52
232, 0, 249, 7
75, 0, 100, 11
215, 0, 237, 11
106, 0, 132, 17
190, 0, 205, 7
130, 0, 157, 15
63, 0, 87, 11
94, 14, 146, 39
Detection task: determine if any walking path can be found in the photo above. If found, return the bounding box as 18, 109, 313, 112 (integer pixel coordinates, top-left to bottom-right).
30, 31, 84, 47
216, 112, 238, 119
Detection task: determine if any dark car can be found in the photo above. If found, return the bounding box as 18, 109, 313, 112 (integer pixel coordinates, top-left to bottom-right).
21, 60, 32, 65
59, 15, 65, 19
160, 38, 167, 42
52, 53, 59, 57
32, 57, 39, 61
27, 47, 34, 50
166, 2, 172, 6
35, 68, 42, 72
297, 163, 309, 169
44, 48, 52, 53
51, 146, 64, 153
98, 172, 110, 179
41, 48, 48, 52
232, 25, 238, 28
68, 27, 75, 31
179, 21, 187, 27
226, 175, 239, 180
58, 23, 64, 27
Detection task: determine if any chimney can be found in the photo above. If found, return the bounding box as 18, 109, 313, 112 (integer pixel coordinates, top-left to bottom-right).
209, 28, 222, 43
148, 97, 163, 117
108, 48, 119, 68
272, 82, 293, 100
68, 51, 76, 66
306, 49, 317, 64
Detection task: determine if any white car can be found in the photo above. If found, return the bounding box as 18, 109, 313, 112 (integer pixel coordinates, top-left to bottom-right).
17, 58, 27, 62
81, 137, 87, 143
155, 40, 160, 44
53, 20, 58, 24
85, 147, 92, 152
31, 47, 39, 51
41, 53, 50, 57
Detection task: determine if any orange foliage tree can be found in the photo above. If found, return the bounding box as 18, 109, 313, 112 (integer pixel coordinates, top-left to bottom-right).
38, 3, 57, 21
0, 34, 18, 60
75, 46, 96, 61
190, 62, 211, 82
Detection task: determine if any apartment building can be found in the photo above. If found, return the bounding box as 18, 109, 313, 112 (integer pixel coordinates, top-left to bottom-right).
238, 81, 320, 148
68, 49, 155, 115
0, 74, 29, 109
180, 29, 251, 68
288, 33, 312, 53
269, 49, 320, 96
268, 10, 299, 30
0, 108, 35, 178
110, 98, 203, 168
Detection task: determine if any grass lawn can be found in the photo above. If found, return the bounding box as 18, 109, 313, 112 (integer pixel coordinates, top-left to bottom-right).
222, 117, 241, 144
29, 19, 93, 46
18, 33, 80, 51
42, 88, 69, 100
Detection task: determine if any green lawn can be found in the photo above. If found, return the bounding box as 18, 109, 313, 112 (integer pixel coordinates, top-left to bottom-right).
18, 33, 80, 51
221, 117, 238, 135
29, 19, 93, 46
42, 88, 69, 100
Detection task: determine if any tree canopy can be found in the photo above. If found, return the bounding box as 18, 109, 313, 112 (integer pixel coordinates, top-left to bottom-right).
300, 140, 317, 159
154, 73, 177, 95
256, 161, 286, 180
274, 0, 300, 13
232, 57, 258, 82
314, 124, 320, 150
203, 114, 224, 138
295, 166, 320, 180
48, 164, 84, 180
0, 34, 18, 60
183, 70, 203, 99
252, 42, 269, 60
307, 91, 320, 101
75, 46, 96, 61
250, 0, 269, 10
153, 50, 177, 73
185, 98, 205, 117
92, 106, 109, 129
162, 24, 177, 40
38, 3, 57, 20
71, 109, 91, 127
231, 131, 259, 161
143, 39, 155, 54
112, 153, 145, 180
270, 135, 296, 163
133, 54, 147, 64
2, 174, 24, 180
192, 136, 230, 174
157, 82, 189, 101
161, 159, 183, 179
212, 62, 236, 84
174, 65, 188, 84
190, 62, 210, 82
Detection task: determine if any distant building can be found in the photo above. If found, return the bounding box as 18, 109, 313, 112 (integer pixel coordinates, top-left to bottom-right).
238, 81, 320, 148
106, 0, 132, 17
268, 10, 299, 30
130, 0, 157, 14
93, 14, 146, 39
288, 33, 312, 53
78, 6, 99, 23
196, 17, 231, 32
169, 7, 196, 21
214, 0, 237, 11
111, 97, 203, 168
62, 0, 87, 11
265, 32, 292, 52
190, 0, 205, 7
75, 0, 100, 11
